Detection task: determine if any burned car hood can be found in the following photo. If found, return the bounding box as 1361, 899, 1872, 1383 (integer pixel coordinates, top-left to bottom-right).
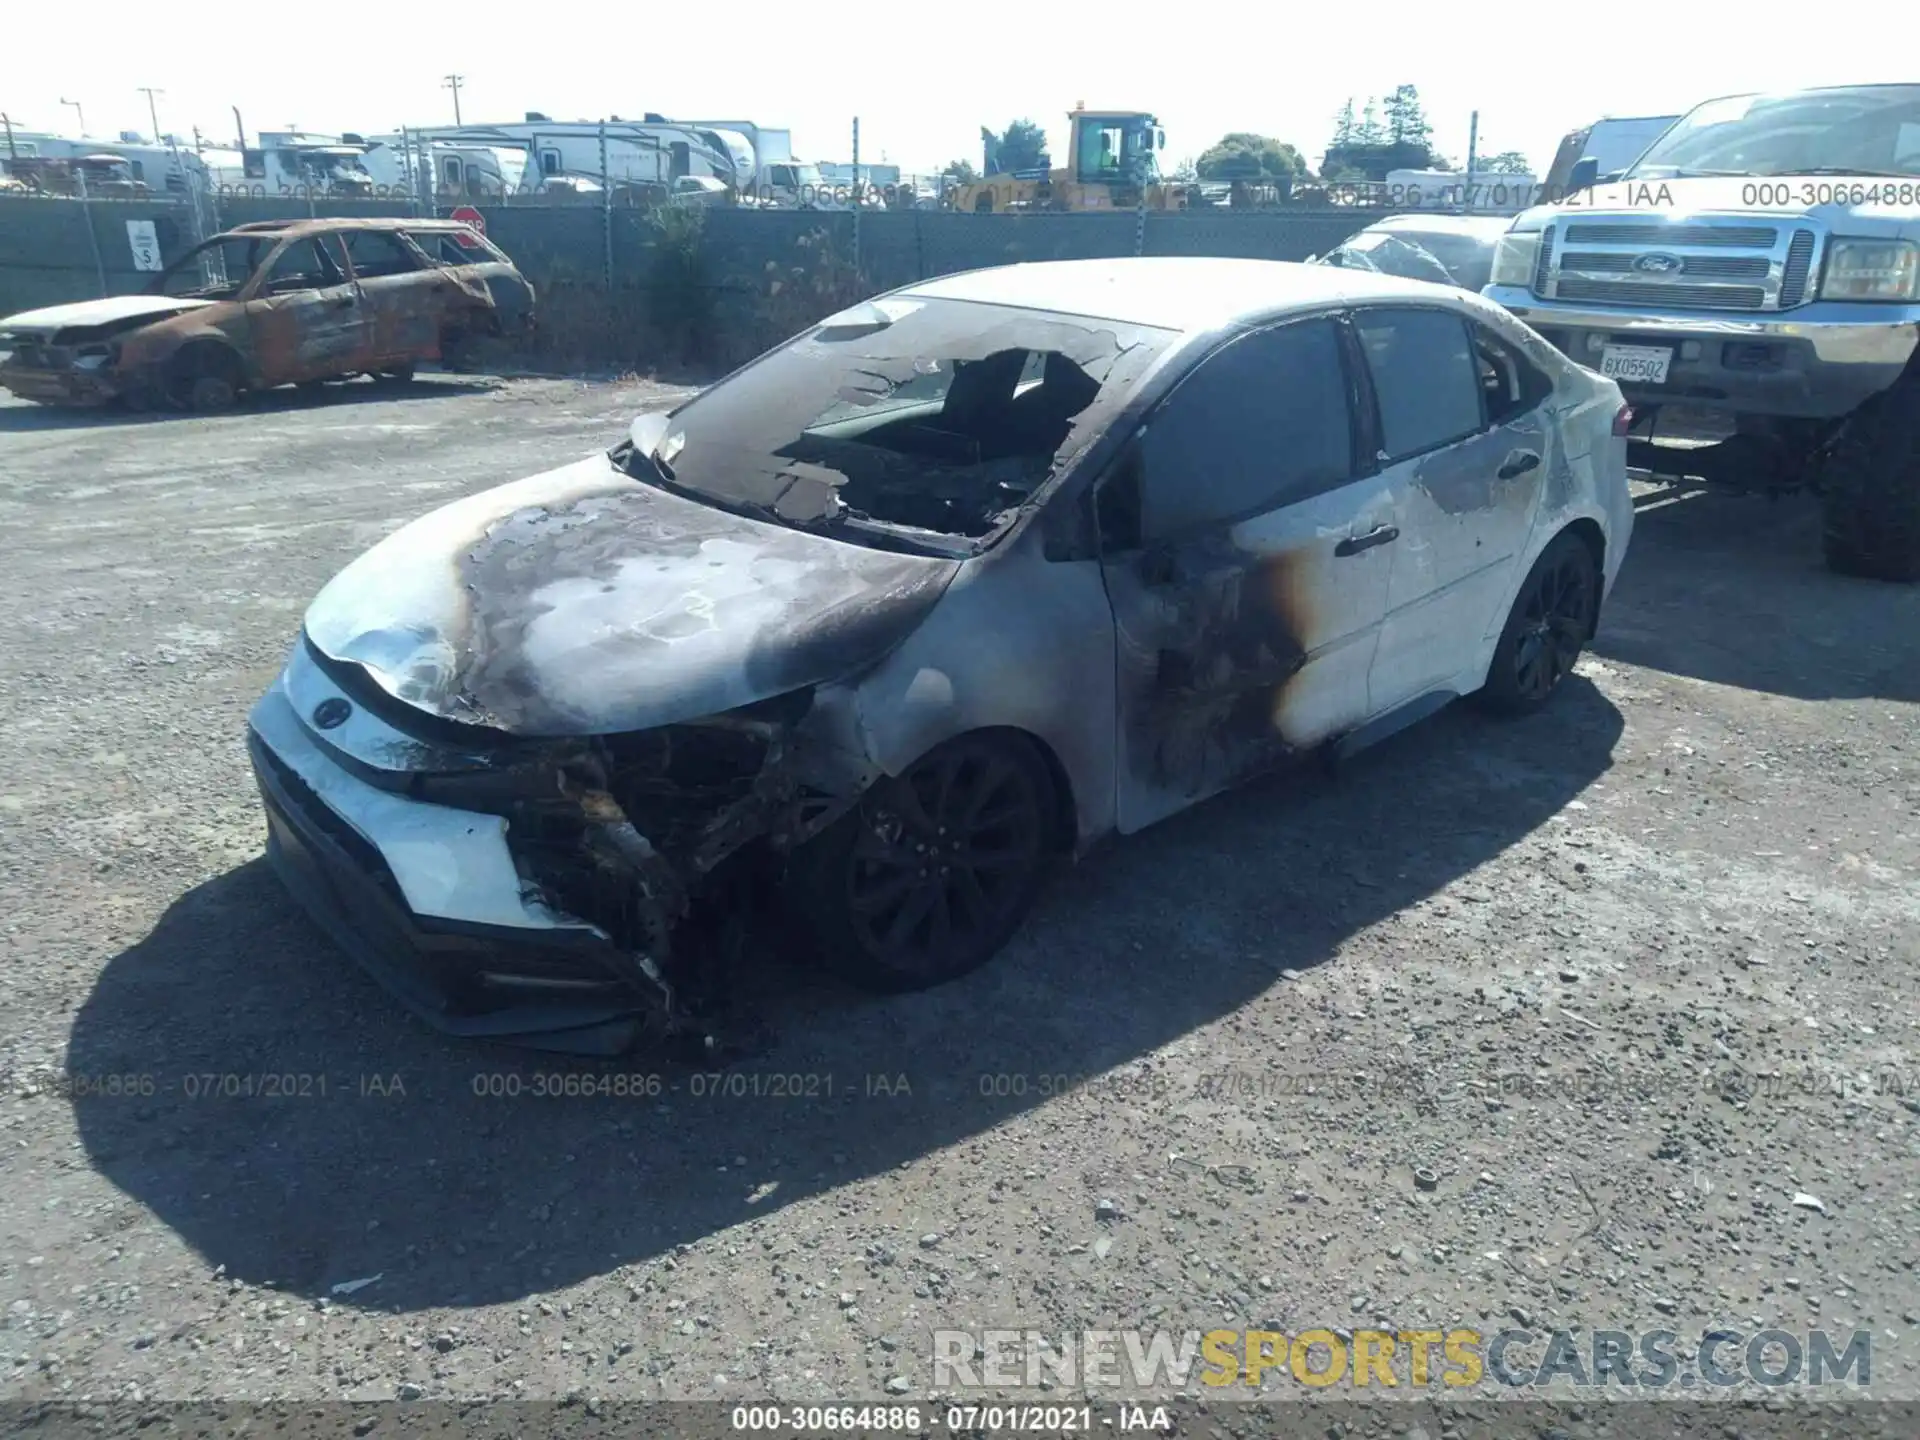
303, 454, 961, 736
0, 295, 215, 335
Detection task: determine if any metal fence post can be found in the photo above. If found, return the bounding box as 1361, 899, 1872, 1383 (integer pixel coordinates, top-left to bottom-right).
74, 164, 109, 296
599, 122, 613, 293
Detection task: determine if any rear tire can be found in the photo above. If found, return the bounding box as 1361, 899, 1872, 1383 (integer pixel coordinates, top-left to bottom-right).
785, 732, 1057, 993
1818, 380, 1920, 582
372, 363, 417, 385
1475, 530, 1600, 716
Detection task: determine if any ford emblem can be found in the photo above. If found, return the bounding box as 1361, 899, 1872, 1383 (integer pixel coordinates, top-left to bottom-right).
1634, 252, 1685, 275
312, 698, 352, 730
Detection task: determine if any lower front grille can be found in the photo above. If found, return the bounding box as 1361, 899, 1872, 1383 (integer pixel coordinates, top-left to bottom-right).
1554, 278, 1768, 311
252, 737, 395, 886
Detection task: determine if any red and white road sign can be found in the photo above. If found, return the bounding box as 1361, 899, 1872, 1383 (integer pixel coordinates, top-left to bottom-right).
449, 205, 486, 244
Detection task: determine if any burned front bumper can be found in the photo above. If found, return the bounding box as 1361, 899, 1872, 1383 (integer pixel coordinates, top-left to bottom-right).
246, 660, 660, 1055
0, 357, 121, 405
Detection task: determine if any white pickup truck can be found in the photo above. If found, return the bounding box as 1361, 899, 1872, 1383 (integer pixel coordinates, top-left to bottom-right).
1485, 84, 1920, 580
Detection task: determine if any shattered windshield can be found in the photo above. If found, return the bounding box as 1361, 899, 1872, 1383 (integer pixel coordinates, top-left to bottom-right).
1629, 85, 1920, 178
626, 298, 1174, 550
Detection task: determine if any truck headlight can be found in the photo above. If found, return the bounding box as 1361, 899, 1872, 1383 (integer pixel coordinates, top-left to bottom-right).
1489, 231, 1542, 288
1819, 238, 1920, 302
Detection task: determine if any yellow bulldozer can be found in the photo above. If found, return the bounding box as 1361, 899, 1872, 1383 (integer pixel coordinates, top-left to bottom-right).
947, 106, 1188, 213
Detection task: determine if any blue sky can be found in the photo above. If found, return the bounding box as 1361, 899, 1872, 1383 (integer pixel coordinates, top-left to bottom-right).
3, 5, 1914, 178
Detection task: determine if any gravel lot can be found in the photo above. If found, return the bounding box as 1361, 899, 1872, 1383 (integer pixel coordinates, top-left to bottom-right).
1, 375, 1916, 1422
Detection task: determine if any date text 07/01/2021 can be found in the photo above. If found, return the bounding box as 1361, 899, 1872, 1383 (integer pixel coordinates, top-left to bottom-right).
726, 1403, 1134, 1433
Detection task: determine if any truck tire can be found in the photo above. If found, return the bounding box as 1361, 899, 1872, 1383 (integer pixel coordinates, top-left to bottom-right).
1819, 379, 1920, 582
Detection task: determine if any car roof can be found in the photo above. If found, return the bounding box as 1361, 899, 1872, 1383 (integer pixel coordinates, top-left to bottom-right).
222, 218, 481, 236
898, 256, 1476, 332
1364, 212, 1513, 239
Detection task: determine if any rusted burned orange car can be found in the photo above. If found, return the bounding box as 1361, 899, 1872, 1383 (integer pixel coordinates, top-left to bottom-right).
0, 218, 535, 410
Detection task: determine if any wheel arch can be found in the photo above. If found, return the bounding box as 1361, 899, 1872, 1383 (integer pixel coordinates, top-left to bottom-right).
1560, 516, 1607, 636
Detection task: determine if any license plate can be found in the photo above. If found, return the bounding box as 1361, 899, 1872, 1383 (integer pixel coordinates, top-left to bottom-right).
1599, 344, 1673, 384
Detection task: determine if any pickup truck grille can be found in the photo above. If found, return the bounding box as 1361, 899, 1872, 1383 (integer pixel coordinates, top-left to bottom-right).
1557, 279, 1768, 310
1539, 216, 1821, 312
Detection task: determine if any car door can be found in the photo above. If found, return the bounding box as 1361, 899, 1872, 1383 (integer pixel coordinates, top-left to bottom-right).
1352, 306, 1552, 710
1092, 314, 1398, 834
244, 234, 376, 383
338, 229, 440, 365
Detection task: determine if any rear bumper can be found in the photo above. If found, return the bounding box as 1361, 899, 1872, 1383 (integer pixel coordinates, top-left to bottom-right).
1485, 289, 1920, 419
247, 684, 655, 1055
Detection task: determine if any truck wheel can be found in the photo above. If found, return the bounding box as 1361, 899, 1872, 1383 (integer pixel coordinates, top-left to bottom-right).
1819, 381, 1920, 582
785, 732, 1058, 993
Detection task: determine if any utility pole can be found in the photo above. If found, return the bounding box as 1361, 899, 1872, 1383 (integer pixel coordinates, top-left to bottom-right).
60, 97, 85, 136
443, 75, 465, 125
233, 106, 246, 149
2, 112, 16, 161
1465, 109, 1480, 201
138, 86, 164, 142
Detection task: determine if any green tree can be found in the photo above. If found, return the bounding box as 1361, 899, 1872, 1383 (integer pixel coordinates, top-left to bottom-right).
1355, 100, 1385, 147
983, 119, 1048, 176
941, 158, 979, 184
1323, 84, 1443, 180
1330, 99, 1358, 148
1478, 149, 1532, 174
1383, 84, 1432, 149
1196, 133, 1311, 182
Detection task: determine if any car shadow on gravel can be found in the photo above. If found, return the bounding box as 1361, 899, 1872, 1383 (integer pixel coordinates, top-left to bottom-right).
0, 375, 504, 431
1596, 484, 1920, 702
67, 680, 1622, 1312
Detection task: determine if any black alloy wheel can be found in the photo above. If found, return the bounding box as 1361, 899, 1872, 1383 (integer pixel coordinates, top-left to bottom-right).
1478, 531, 1599, 715
792, 733, 1056, 992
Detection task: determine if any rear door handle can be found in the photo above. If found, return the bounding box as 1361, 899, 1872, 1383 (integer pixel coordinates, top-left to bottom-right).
1335, 524, 1398, 557
1498, 450, 1541, 480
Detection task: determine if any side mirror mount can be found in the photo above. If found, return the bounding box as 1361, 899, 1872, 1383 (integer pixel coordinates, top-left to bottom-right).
629, 410, 671, 459
1568, 156, 1600, 191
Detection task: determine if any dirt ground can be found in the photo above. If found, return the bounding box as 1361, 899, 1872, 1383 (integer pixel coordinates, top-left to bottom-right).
0, 375, 1916, 1427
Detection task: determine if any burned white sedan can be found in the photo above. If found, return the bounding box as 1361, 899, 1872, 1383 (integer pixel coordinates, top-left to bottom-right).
248, 258, 1633, 1054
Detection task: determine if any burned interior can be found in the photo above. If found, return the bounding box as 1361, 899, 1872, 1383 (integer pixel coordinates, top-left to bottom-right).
619, 300, 1170, 545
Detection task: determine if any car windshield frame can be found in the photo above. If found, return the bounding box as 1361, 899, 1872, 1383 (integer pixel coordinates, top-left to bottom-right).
151, 233, 282, 299
1625, 84, 1920, 180
614, 296, 1178, 557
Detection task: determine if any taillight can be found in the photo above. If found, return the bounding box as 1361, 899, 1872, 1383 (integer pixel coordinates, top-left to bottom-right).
1611, 403, 1635, 437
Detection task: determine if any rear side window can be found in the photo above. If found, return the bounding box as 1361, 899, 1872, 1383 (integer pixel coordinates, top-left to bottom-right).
339, 231, 420, 279
410, 230, 500, 266
1472, 323, 1554, 426
1354, 308, 1484, 461
1138, 318, 1353, 538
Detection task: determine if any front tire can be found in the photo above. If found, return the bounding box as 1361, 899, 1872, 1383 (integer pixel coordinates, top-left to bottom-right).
1819, 380, 1920, 582
787, 732, 1057, 992
1476, 531, 1599, 716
